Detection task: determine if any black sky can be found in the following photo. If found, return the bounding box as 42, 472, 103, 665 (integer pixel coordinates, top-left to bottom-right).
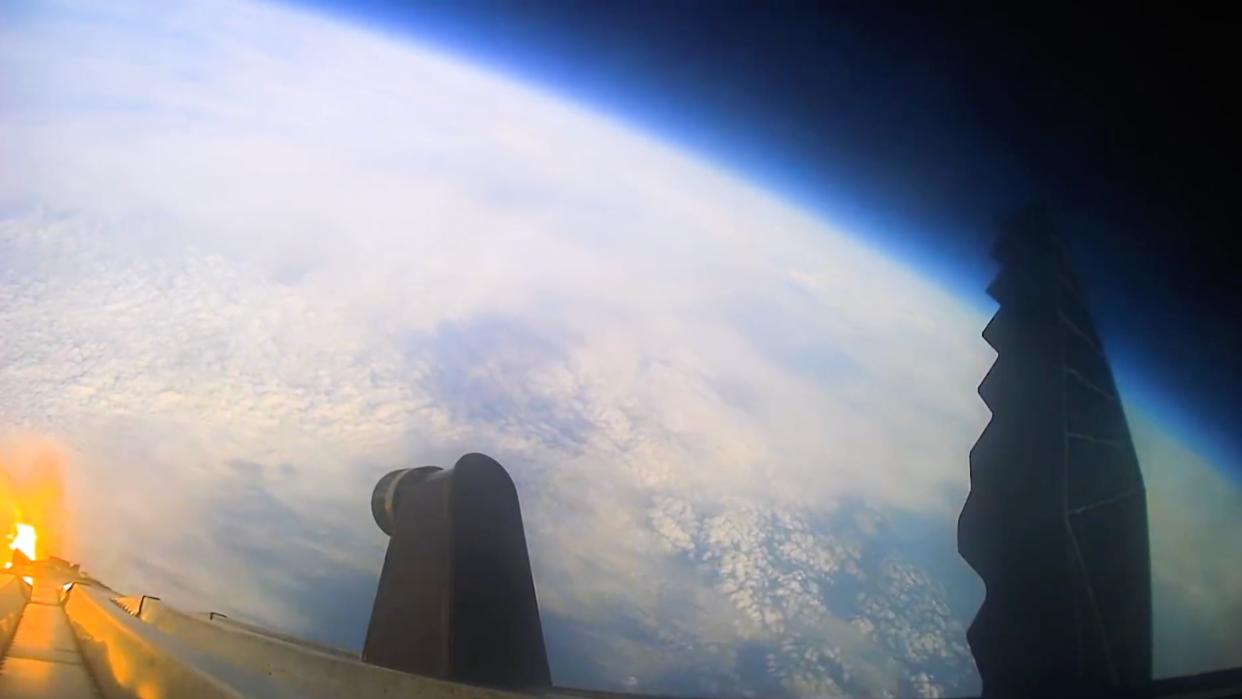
303, 1, 1239, 468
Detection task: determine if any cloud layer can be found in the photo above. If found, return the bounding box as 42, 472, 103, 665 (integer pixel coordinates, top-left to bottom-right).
2, 0, 1236, 695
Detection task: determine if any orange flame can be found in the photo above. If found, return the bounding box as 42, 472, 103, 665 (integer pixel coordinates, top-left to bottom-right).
10, 523, 36, 561
1, 435, 70, 570
7, 523, 36, 584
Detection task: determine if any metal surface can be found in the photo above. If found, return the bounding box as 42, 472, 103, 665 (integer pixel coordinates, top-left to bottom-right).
61, 578, 535, 699
0, 578, 100, 699
958, 208, 1152, 696
370, 466, 442, 536
0, 574, 28, 652
128, 595, 527, 699
66, 583, 244, 699
3, 559, 1235, 699
364, 453, 551, 689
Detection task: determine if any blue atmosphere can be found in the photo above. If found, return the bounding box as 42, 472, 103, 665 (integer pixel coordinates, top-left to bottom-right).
299, 0, 1236, 480
1, 2, 1238, 698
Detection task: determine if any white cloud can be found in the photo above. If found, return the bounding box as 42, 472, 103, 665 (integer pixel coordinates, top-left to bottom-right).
1128, 408, 1242, 677
0, 0, 1058, 696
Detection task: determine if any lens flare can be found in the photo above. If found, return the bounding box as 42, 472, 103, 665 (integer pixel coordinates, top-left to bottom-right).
1, 435, 71, 569
10, 523, 37, 561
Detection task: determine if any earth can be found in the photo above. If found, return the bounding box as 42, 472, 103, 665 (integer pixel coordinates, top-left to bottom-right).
1, 1, 1238, 697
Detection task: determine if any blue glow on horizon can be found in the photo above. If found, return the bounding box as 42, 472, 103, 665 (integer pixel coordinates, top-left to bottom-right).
286, 0, 996, 303
1114, 361, 1242, 484
295, 0, 1234, 480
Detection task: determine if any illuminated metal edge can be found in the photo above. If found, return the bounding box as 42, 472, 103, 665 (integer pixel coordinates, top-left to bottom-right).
0, 574, 30, 653
62, 582, 541, 699
48, 576, 1242, 699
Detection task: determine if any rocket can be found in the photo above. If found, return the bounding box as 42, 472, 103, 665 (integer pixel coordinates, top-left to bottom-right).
0, 453, 554, 699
